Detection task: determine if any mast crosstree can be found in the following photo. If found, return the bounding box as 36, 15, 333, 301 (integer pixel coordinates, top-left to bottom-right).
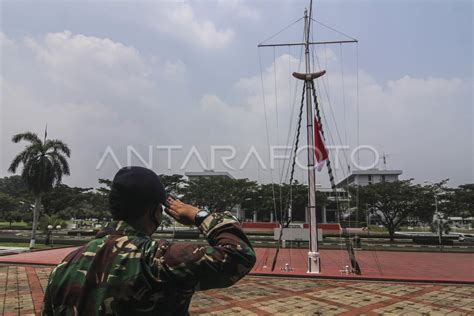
258, 0, 359, 274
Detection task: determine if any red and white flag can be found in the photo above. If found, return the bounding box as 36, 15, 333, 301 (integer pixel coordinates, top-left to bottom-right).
314, 116, 328, 171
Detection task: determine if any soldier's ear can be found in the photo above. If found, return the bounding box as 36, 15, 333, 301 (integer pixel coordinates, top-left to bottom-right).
149, 203, 162, 227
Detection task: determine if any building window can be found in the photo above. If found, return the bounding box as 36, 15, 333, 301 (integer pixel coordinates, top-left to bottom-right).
368, 175, 372, 184
381, 175, 386, 182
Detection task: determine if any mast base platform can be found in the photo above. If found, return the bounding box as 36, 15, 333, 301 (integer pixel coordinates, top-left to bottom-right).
307, 251, 321, 274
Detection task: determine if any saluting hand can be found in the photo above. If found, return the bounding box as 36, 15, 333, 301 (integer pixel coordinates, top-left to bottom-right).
165, 197, 199, 226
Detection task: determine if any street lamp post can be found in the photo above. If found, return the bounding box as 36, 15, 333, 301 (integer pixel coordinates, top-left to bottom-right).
425, 181, 442, 246
366, 208, 370, 236
54, 225, 61, 248
434, 194, 442, 245
46, 225, 53, 247
46, 225, 61, 248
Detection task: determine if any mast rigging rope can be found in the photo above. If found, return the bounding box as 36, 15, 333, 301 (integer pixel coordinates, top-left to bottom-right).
273, 47, 284, 223
280, 30, 306, 188
258, 49, 278, 224
271, 81, 306, 272
259, 17, 304, 46
310, 80, 361, 274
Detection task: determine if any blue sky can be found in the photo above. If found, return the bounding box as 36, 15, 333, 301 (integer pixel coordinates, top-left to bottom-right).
0, 0, 472, 188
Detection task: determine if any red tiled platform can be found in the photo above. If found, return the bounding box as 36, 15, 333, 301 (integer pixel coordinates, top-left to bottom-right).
0, 266, 473, 315
0, 247, 472, 284
0, 247, 78, 266
252, 248, 474, 284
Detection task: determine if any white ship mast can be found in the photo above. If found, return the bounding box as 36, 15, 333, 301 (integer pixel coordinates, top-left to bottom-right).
258, 0, 357, 273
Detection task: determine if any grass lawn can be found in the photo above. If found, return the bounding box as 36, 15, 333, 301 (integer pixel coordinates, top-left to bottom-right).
0, 221, 30, 230
367, 225, 387, 233
369, 225, 473, 234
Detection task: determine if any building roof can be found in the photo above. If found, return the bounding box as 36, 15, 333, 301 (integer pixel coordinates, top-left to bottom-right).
349, 169, 402, 176
448, 216, 474, 221
336, 169, 402, 187
185, 170, 235, 179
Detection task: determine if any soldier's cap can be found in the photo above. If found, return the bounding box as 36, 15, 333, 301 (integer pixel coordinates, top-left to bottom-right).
109, 166, 166, 217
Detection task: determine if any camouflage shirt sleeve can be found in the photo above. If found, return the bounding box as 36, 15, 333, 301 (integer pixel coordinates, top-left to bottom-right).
148, 212, 256, 291
41, 279, 53, 315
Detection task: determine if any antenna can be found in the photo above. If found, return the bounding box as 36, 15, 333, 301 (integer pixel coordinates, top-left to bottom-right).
44, 123, 48, 143
379, 152, 396, 170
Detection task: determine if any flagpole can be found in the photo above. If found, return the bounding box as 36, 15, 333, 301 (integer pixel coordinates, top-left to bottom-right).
303, 4, 320, 274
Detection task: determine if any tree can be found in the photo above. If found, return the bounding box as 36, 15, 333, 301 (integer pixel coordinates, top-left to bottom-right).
0, 176, 34, 220
0, 192, 17, 214
416, 180, 461, 242
185, 177, 257, 213
39, 214, 65, 245
42, 184, 90, 215
94, 178, 113, 221
408, 180, 451, 227
4, 210, 23, 228
357, 180, 417, 241
450, 184, 474, 219
239, 181, 327, 222
0, 192, 20, 227
8, 131, 71, 248
41, 179, 112, 222
410, 185, 436, 225
97, 178, 112, 192
159, 174, 187, 198
241, 183, 275, 221
289, 182, 327, 222
0, 175, 31, 198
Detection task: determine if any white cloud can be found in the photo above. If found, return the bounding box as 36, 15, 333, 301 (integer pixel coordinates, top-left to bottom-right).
22, 31, 156, 107
235, 49, 336, 114
235, 53, 303, 114
0, 31, 164, 186
201, 94, 226, 111
151, 2, 234, 49
164, 59, 187, 81
200, 94, 243, 121
354, 75, 472, 185
1, 27, 471, 187
216, 0, 260, 20
207, 53, 472, 185
0, 32, 15, 49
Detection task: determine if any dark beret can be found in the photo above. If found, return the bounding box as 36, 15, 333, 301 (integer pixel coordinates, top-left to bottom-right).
109, 166, 166, 219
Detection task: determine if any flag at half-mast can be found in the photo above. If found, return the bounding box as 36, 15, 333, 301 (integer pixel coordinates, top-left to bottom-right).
314, 116, 328, 171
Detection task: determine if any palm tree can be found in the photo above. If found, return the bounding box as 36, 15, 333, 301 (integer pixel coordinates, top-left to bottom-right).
8, 131, 71, 248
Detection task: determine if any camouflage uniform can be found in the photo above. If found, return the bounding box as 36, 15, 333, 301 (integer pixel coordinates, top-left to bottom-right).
42, 212, 256, 316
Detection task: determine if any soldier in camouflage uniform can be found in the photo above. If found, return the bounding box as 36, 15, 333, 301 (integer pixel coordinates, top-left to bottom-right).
42, 166, 256, 315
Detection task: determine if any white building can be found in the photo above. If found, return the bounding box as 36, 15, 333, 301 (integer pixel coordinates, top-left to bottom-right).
336, 169, 402, 187
449, 217, 473, 229
313, 169, 402, 224
311, 187, 349, 223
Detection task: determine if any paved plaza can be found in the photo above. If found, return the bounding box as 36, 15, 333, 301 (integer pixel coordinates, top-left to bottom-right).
0, 265, 472, 315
